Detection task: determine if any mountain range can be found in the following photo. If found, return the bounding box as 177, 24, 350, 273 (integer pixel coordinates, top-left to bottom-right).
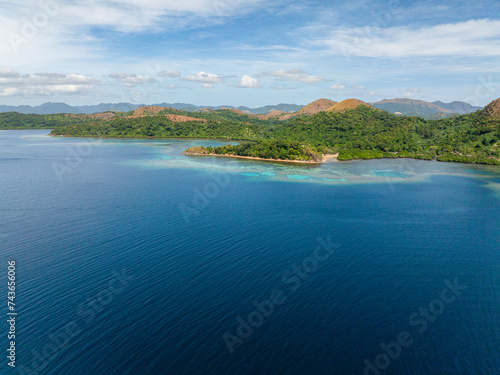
0, 98, 484, 117
0, 102, 303, 116
370, 98, 482, 117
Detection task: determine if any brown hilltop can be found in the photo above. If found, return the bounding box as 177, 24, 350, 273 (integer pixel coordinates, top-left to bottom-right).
483, 98, 500, 118
163, 114, 207, 123
218, 107, 253, 116
295, 99, 338, 116
266, 110, 288, 118
255, 110, 289, 120
133, 106, 174, 116
219, 107, 289, 120
195, 107, 216, 112
268, 98, 337, 121
125, 113, 206, 122
278, 113, 295, 120
127, 106, 205, 122
327, 99, 374, 112
66, 112, 118, 120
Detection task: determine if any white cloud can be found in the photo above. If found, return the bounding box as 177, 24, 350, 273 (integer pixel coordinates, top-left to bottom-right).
350, 85, 365, 90
108, 73, 157, 87
237, 75, 261, 88
184, 71, 224, 84
263, 69, 325, 84
0, 88, 20, 97
0, 0, 269, 70
0, 68, 20, 78
329, 83, 345, 90
315, 19, 500, 58
0, 70, 103, 96
157, 70, 181, 78
202, 83, 215, 88
400, 88, 422, 98
1, 0, 268, 34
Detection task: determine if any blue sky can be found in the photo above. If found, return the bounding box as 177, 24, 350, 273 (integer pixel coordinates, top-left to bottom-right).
1, 0, 500, 107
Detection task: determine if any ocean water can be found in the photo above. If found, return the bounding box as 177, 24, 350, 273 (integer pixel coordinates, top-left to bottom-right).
1, 130, 499, 375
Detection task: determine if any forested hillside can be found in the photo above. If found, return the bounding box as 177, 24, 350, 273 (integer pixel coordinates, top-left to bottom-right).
15, 99, 500, 165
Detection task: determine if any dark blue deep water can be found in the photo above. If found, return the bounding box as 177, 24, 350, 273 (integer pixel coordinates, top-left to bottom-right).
1, 130, 499, 375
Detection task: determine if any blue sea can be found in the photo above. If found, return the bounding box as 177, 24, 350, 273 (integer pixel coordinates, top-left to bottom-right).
1, 130, 499, 375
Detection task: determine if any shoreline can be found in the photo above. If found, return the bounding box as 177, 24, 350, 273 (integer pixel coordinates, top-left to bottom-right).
44, 132, 500, 167
183, 152, 339, 164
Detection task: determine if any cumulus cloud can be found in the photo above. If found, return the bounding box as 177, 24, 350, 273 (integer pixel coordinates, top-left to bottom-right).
329, 83, 346, 90
263, 69, 325, 84
0, 68, 20, 79
0, 87, 21, 97
202, 83, 215, 88
183, 71, 224, 84
237, 75, 261, 88
0, 0, 270, 69
108, 73, 157, 87
400, 88, 422, 98
315, 19, 500, 58
157, 70, 181, 78
0, 70, 103, 96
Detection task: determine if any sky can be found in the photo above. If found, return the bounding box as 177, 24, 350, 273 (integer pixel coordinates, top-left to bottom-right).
1, 0, 500, 107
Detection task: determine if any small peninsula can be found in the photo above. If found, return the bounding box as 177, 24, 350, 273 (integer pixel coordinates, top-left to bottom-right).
183, 141, 325, 163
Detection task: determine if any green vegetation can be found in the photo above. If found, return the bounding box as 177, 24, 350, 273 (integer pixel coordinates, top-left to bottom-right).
270, 106, 426, 152
51, 116, 267, 139
185, 140, 323, 162
337, 150, 398, 160
337, 150, 435, 161
4, 100, 500, 165
271, 105, 499, 164
436, 154, 499, 165
429, 111, 500, 163
50, 104, 500, 164
0, 112, 94, 129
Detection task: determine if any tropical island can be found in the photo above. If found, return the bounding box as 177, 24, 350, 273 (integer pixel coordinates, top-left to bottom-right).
183, 141, 325, 163
3, 97, 500, 165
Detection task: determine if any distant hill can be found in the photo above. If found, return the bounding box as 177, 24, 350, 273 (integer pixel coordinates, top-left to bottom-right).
254, 110, 290, 120
0, 102, 303, 115
183, 103, 302, 114
0, 102, 140, 114
238, 103, 303, 115
265, 110, 288, 118
0, 102, 81, 114
433, 100, 483, 115
327, 99, 373, 112
0, 99, 483, 117
371, 98, 453, 117
371, 98, 482, 118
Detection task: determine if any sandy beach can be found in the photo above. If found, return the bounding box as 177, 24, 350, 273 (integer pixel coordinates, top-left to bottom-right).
183, 152, 339, 164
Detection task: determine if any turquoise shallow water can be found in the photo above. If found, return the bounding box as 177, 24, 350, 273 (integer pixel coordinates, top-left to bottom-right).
1, 130, 499, 375
119, 135, 500, 190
